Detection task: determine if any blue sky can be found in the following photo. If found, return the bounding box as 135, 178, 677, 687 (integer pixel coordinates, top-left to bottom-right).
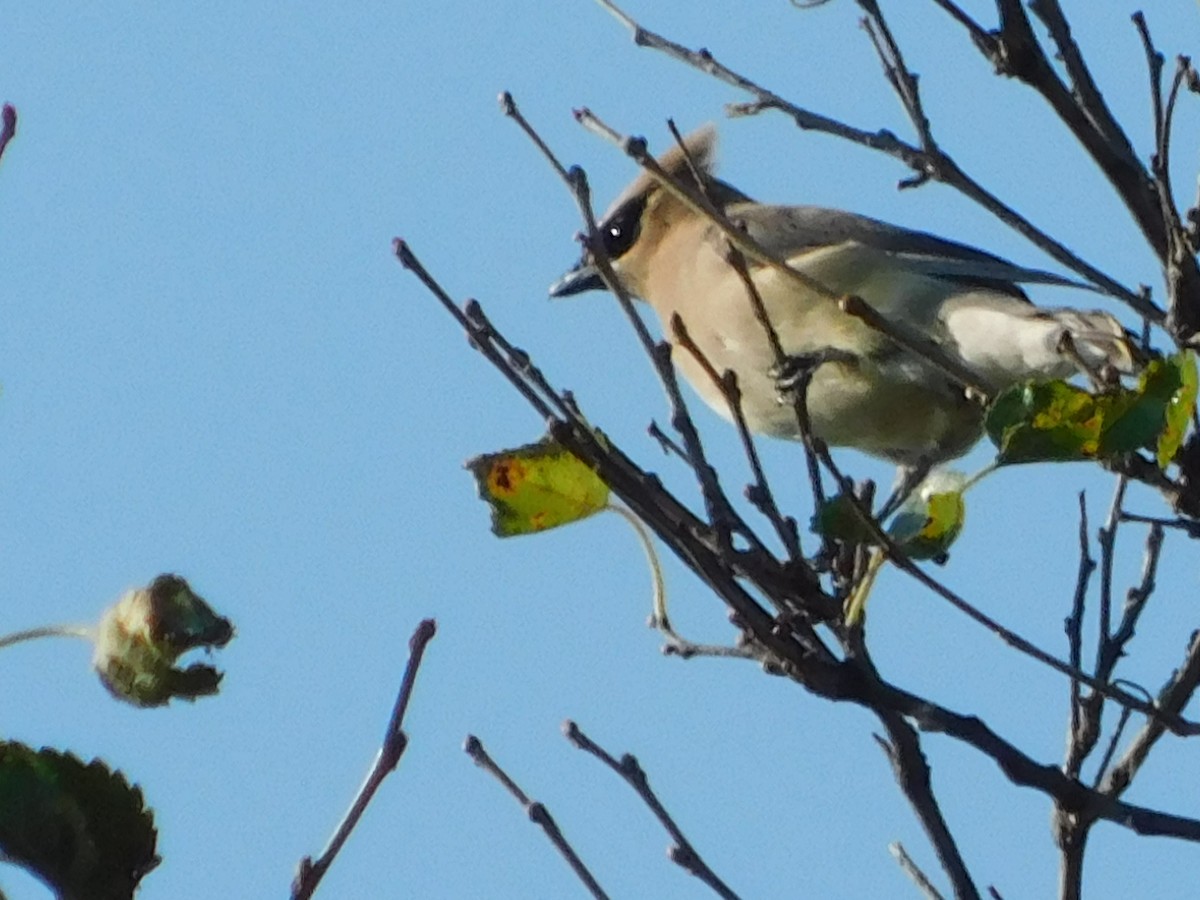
3, 2, 1200, 898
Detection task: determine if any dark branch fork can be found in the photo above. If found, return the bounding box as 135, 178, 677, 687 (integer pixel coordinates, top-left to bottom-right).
397, 3, 1200, 897
396, 196, 1200, 857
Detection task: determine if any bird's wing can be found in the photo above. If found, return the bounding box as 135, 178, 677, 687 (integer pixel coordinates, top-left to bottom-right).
730, 204, 1088, 295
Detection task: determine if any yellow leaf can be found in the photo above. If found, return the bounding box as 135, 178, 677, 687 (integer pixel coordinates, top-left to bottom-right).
466, 437, 609, 537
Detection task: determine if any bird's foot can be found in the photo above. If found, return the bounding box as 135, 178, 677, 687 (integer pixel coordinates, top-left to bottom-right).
771, 348, 857, 395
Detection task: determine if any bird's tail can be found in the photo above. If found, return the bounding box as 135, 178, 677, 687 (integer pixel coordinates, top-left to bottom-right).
940, 296, 1138, 392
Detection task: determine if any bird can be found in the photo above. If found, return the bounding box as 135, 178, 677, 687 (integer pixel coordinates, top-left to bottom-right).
549, 125, 1135, 472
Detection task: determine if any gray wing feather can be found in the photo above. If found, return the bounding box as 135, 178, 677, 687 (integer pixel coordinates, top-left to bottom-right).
732, 204, 1088, 293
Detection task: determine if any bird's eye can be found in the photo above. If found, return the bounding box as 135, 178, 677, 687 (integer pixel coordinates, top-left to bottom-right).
600, 199, 644, 259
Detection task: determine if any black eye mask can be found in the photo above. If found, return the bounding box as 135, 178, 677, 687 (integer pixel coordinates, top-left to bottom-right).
600, 196, 645, 261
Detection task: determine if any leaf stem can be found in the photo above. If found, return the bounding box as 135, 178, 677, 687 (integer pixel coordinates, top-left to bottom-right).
0, 624, 93, 650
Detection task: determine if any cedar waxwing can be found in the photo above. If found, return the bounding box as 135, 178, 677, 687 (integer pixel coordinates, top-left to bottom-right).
550, 126, 1134, 467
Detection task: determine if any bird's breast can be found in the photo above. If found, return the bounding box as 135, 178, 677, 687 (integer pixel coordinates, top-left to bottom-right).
636, 227, 982, 463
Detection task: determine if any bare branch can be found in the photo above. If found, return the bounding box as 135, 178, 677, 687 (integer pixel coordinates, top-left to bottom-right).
865, 676, 1200, 842
1054, 814, 1086, 900
721, 245, 828, 517
647, 420, 688, 461
565, 722, 741, 899
977, 3, 1169, 270
858, 0, 937, 188
593, 0, 1157, 319
1064, 485, 1170, 786
669, 315, 804, 562
1102, 629, 1200, 798
1132, 14, 1200, 343
1119, 511, 1200, 538
875, 711, 980, 899
1108, 525, 1164, 665
291, 619, 437, 900
398, 244, 1200, 820
1097, 480, 1127, 655
394, 241, 561, 424
928, 2, 991, 51
889, 841, 947, 900
0, 105, 16, 166
556, 140, 749, 557
1063, 492, 1094, 770
1091, 685, 1144, 791
464, 735, 611, 900
1029, 1, 1137, 156
863, 502, 1194, 736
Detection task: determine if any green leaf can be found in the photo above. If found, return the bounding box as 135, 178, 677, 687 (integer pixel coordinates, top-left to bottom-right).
466, 437, 610, 537
985, 380, 1104, 463
811, 494, 876, 545
986, 355, 1198, 469
92, 574, 235, 708
0, 742, 159, 900
1098, 355, 1183, 456
888, 490, 966, 560
1156, 351, 1198, 468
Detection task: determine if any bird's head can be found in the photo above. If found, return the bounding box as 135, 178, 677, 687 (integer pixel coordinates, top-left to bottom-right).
549, 124, 749, 300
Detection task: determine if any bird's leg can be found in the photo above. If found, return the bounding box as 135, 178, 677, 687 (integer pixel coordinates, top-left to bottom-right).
771, 349, 858, 533
771, 348, 858, 396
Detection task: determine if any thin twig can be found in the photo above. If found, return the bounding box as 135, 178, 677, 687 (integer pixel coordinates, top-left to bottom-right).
1090, 682, 1147, 790
1108, 525, 1165, 660
1118, 511, 1200, 537
889, 842, 947, 900
647, 420, 689, 460
0, 104, 16, 166
592, 0, 1156, 319
1132, 13, 1200, 343
606, 502, 758, 660
661, 121, 809, 561
499, 91, 572, 183
565, 721, 741, 900
875, 711, 980, 899
927, 1, 991, 49
1101, 630, 1200, 799
865, 674, 1200, 842
575, 107, 996, 399
1098, 480, 1127, 649
291, 619, 437, 900
546, 116, 747, 552
402, 231, 841, 656
722, 246, 828, 517
1064, 480, 1125, 774
394, 240, 558, 424
668, 316, 800, 562
858, 0, 937, 189
465, 734, 611, 900
812, 461, 1196, 734
982, 3, 1169, 268
1030, 1, 1135, 155
1064, 492, 1094, 771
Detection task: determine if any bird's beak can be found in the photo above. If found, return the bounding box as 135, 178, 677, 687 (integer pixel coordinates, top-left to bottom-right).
549, 258, 605, 297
